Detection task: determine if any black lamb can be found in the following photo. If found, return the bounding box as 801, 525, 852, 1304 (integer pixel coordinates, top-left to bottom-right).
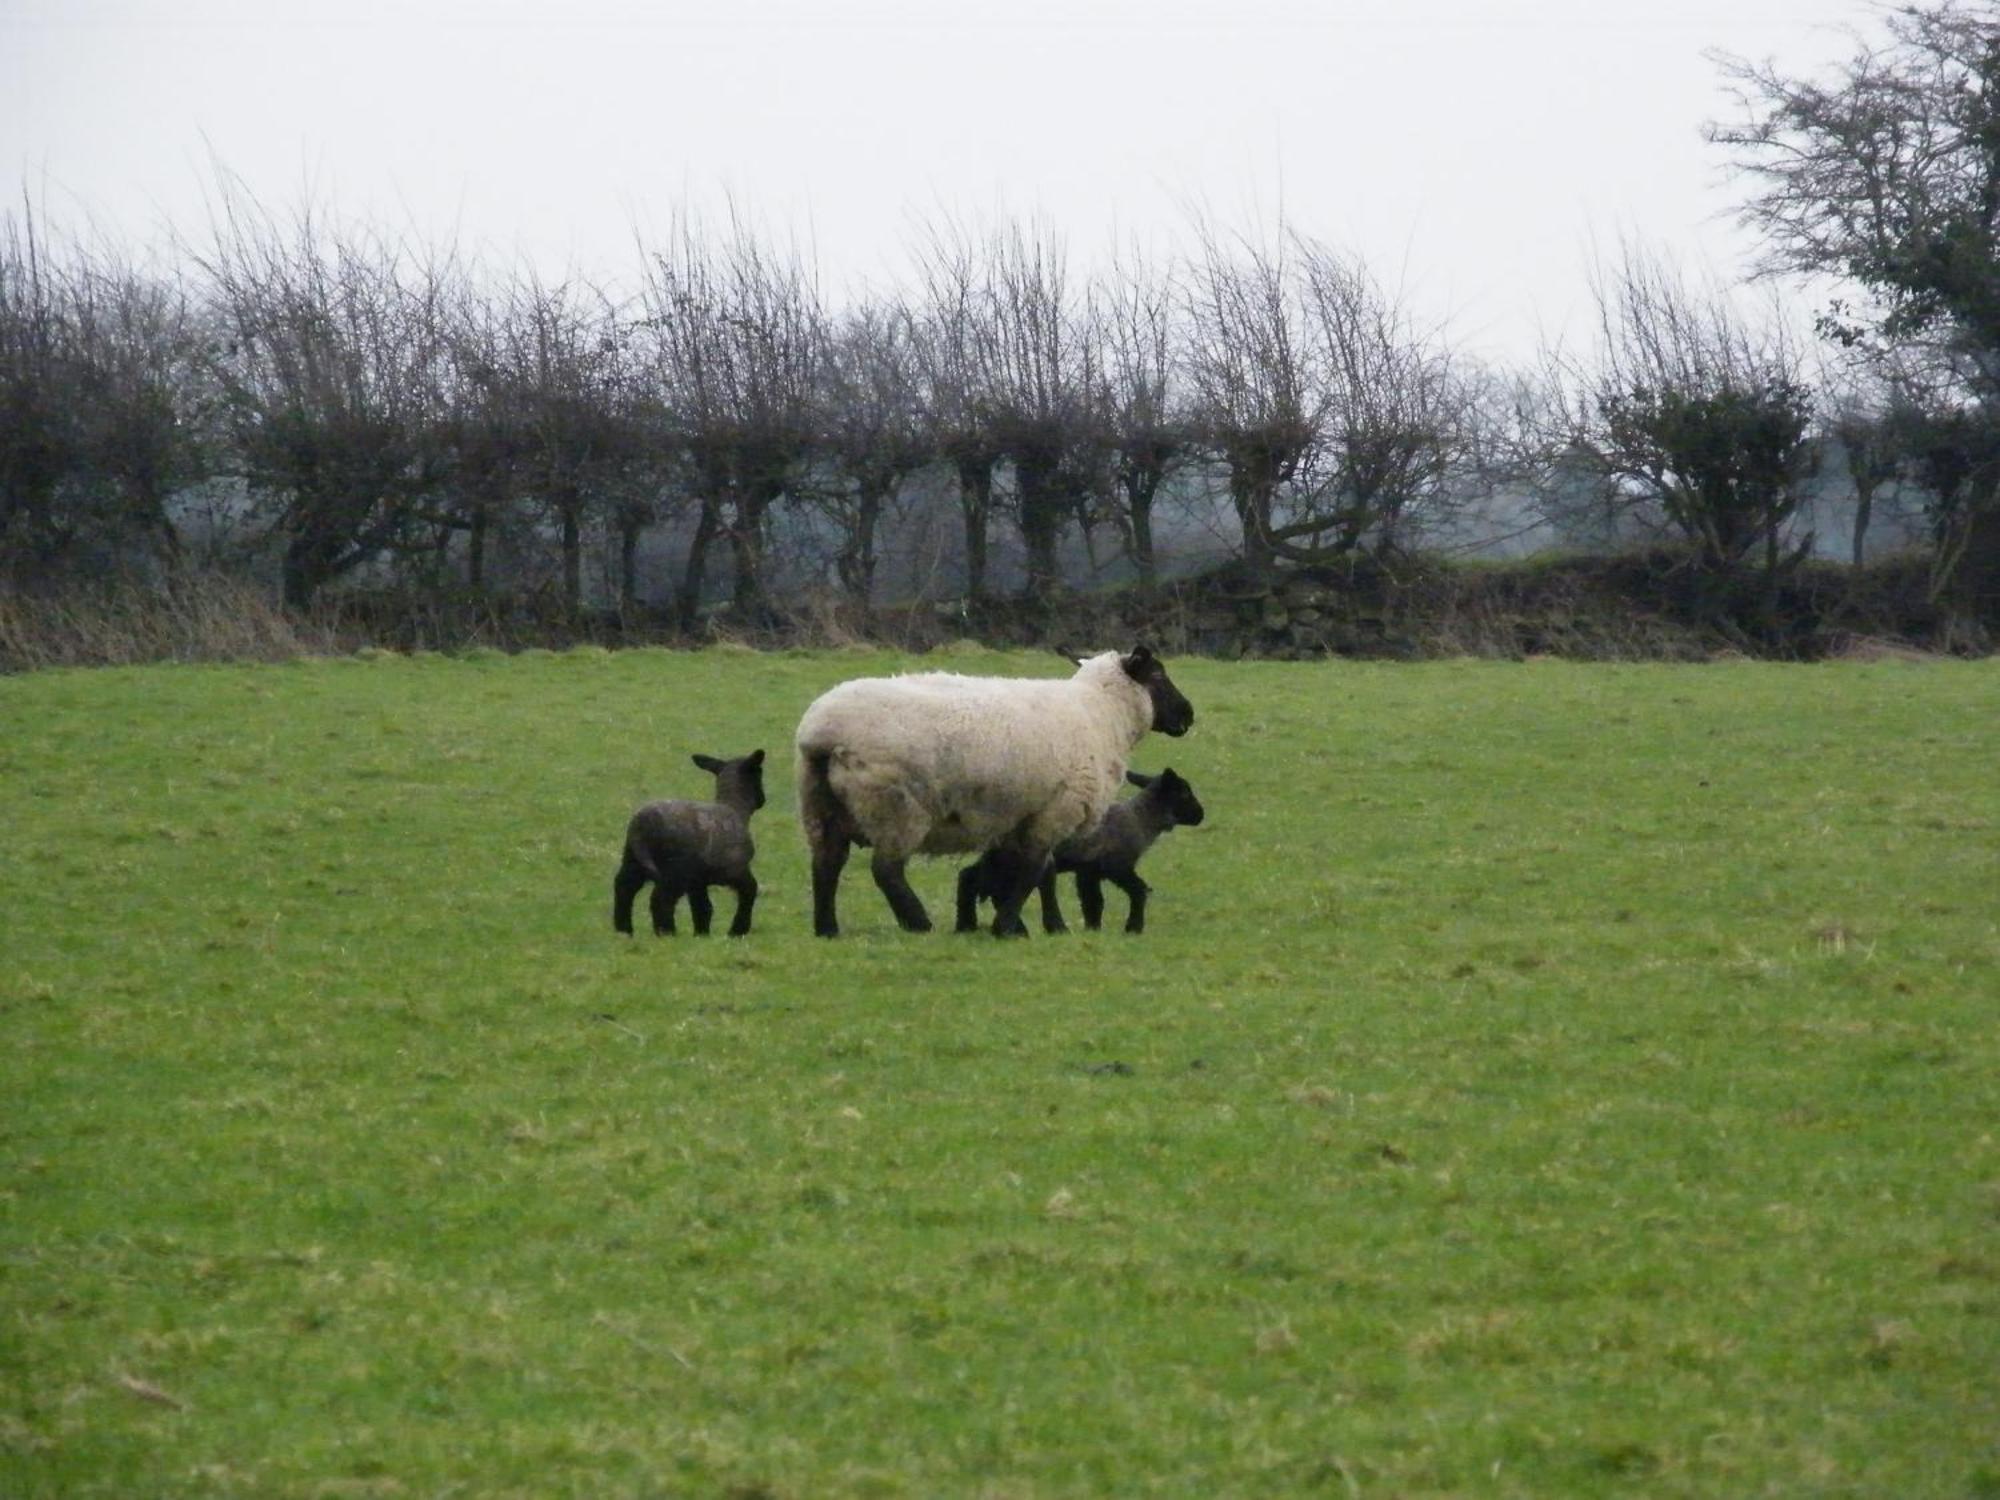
955, 767, 1205, 935
613, 750, 766, 937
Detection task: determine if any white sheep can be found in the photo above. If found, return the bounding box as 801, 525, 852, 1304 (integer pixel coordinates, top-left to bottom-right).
794, 646, 1195, 938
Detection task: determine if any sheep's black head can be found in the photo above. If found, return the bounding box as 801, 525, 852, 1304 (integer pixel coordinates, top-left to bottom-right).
1127, 766, 1205, 827
1120, 645, 1194, 737
692, 749, 767, 815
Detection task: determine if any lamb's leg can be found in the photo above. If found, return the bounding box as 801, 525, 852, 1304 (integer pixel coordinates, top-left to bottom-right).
727, 874, 758, 937
687, 886, 715, 937
1111, 871, 1150, 933
872, 851, 933, 933
650, 883, 679, 936
810, 832, 850, 938
1037, 867, 1069, 935
954, 862, 985, 934
613, 854, 647, 935
1076, 872, 1107, 931
985, 849, 1045, 939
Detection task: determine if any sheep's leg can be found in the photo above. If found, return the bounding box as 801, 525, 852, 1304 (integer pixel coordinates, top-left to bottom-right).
1076, 872, 1107, 931
650, 883, 679, 936
687, 886, 715, 937
984, 849, 1044, 939
613, 855, 647, 935
727, 875, 758, 937
1037, 868, 1069, 935
1111, 872, 1150, 933
811, 833, 850, 938
953, 863, 985, 934
871, 851, 933, 933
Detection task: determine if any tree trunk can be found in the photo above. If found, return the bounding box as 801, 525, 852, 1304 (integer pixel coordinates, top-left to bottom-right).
1014, 449, 1066, 602
558, 488, 583, 615
1126, 472, 1159, 588
1762, 509, 1783, 636
281, 531, 340, 611
956, 455, 994, 601
1850, 478, 1875, 568
1229, 462, 1278, 578
727, 490, 776, 620
678, 498, 721, 631
838, 481, 885, 605
468, 501, 489, 591
281, 547, 315, 612
619, 512, 643, 614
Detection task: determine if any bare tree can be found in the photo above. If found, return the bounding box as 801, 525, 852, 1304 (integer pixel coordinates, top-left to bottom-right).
1093, 247, 1194, 586
1883, 389, 2000, 607
638, 213, 824, 626
495, 273, 634, 611
0, 210, 80, 579
1815, 358, 1921, 567
981, 222, 1104, 601
1549, 245, 1816, 615
1181, 227, 1322, 576
198, 194, 459, 609
911, 223, 1004, 601
0, 212, 213, 582
446, 283, 525, 595
814, 298, 932, 604
1284, 241, 1483, 560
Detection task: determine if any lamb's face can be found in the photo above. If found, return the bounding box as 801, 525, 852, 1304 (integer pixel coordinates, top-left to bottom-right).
1120, 646, 1194, 737
1153, 768, 1205, 827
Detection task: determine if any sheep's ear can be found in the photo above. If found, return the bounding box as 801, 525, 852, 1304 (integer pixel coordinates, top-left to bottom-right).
746, 749, 766, 769
1120, 644, 1157, 676
1125, 770, 1154, 788
691, 753, 721, 774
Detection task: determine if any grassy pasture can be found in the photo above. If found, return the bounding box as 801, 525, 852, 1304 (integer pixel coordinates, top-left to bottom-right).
2, 646, 1996, 1498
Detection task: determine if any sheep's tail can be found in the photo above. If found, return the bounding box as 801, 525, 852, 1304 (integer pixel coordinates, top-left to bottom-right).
796, 746, 844, 855
622, 807, 662, 879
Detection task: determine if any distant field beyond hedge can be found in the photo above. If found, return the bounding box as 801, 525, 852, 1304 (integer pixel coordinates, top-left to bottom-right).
3, 648, 1996, 1498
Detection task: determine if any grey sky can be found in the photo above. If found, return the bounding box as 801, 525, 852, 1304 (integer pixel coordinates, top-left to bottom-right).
5, 0, 1865, 362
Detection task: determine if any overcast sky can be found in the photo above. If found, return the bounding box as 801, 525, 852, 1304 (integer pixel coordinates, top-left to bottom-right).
4, 0, 1871, 363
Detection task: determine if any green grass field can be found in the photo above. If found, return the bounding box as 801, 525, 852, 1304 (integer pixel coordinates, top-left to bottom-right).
3, 647, 1997, 1498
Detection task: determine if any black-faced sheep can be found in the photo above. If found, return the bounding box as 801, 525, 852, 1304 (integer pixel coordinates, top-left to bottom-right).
612, 750, 766, 937
794, 646, 1195, 938
955, 767, 1205, 935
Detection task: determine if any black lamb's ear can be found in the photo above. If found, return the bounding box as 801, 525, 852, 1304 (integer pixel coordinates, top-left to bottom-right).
691, 753, 721, 774
746, 749, 767, 769
1125, 769, 1154, 788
